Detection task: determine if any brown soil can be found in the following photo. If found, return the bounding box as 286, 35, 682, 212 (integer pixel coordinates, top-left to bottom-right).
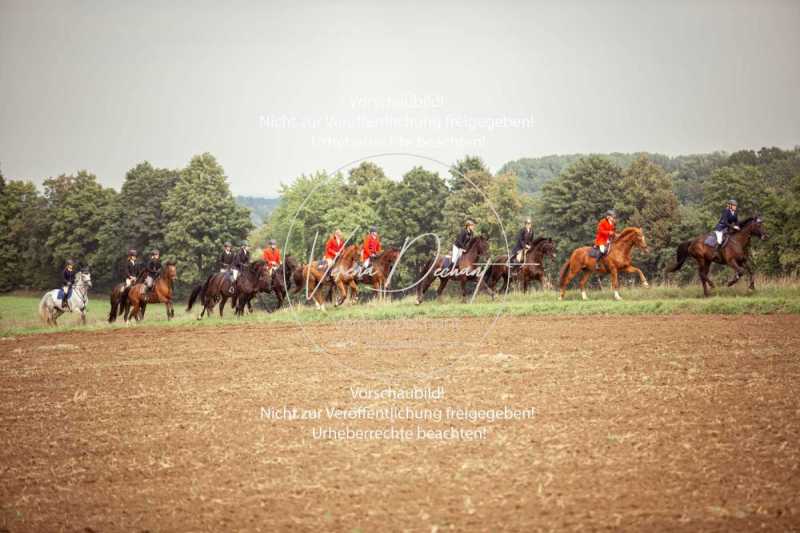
1, 315, 799, 532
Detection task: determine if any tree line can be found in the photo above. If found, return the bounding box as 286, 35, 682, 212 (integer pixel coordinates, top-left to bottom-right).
1, 146, 798, 294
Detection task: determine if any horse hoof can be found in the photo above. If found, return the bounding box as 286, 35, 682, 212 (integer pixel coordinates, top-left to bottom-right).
643, 282, 650, 288
614, 292, 623, 301
581, 291, 588, 301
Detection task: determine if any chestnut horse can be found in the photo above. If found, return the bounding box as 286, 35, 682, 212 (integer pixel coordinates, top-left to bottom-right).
292, 245, 360, 309
356, 248, 401, 301
559, 227, 649, 301
666, 216, 768, 297
125, 262, 177, 322
415, 235, 495, 304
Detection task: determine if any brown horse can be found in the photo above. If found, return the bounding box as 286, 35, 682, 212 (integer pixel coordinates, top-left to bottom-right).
559, 227, 649, 301
108, 281, 131, 323
415, 235, 495, 304
233, 260, 271, 316
666, 216, 768, 297
486, 237, 557, 293
126, 262, 177, 322
356, 248, 401, 301
186, 269, 237, 319
266, 255, 298, 311
291, 245, 362, 309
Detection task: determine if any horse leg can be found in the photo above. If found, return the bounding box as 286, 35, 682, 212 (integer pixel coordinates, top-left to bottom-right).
559, 263, 582, 301
578, 271, 592, 300
436, 277, 450, 300
622, 265, 649, 288
726, 259, 745, 287
746, 262, 755, 290
610, 268, 622, 300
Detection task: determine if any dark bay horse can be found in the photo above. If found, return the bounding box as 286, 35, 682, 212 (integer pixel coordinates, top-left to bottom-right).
125, 262, 177, 322
666, 216, 768, 297
356, 248, 401, 301
415, 235, 495, 304
108, 281, 130, 323
186, 269, 237, 319
269, 255, 297, 309
486, 237, 557, 293
233, 260, 271, 316
559, 227, 649, 301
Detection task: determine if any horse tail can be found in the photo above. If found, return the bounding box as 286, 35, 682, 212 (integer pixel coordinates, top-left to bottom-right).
416, 257, 434, 300
558, 259, 570, 288
108, 290, 118, 323
666, 240, 691, 273
38, 293, 51, 324
186, 284, 204, 311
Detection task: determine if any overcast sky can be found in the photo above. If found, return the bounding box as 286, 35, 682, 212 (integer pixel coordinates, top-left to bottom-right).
1, 0, 798, 196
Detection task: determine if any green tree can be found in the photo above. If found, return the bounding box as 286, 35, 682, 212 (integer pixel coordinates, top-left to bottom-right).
43, 171, 117, 278
537, 156, 624, 266
615, 156, 681, 277
163, 153, 253, 285
94, 162, 180, 285
0, 180, 50, 290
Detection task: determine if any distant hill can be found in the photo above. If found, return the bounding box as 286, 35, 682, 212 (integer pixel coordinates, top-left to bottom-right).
235, 196, 280, 226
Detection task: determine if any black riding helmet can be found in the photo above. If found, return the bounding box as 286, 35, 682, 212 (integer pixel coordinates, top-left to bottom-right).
128, 248, 137, 257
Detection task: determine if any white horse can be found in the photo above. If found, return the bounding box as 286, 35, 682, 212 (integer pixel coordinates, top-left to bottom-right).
38, 269, 93, 326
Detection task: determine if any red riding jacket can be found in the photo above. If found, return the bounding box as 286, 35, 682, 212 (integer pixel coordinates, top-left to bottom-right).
262, 247, 281, 267
362, 233, 382, 262
595, 218, 616, 246
325, 236, 344, 259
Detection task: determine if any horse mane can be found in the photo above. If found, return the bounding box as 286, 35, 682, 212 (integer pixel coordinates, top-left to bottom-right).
739, 216, 756, 227
248, 259, 266, 273
531, 237, 551, 247
616, 227, 641, 240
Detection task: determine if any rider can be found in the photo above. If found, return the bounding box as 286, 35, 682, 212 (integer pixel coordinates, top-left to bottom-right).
124, 249, 140, 288
142, 249, 162, 297
452, 220, 476, 266
510, 218, 535, 268
232, 240, 250, 282
61, 259, 76, 309
324, 229, 345, 268
361, 226, 382, 269
714, 199, 739, 250
262, 239, 281, 273
219, 241, 235, 281
594, 210, 616, 269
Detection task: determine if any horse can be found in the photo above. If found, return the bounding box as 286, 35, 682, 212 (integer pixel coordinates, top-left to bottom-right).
233, 260, 271, 316
108, 281, 129, 323
186, 269, 237, 319
39, 268, 92, 326
415, 235, 495, 304
485, 237, 557, 293
292, 245, 360, 309
356, 248, 401, 301
558, 227, 649, 301
666, 216, 768, 297
125, 262, 177, 322
268, 255, 298, 310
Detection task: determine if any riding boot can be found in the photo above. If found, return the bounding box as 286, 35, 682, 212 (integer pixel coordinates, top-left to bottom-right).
61, 296, 69, 310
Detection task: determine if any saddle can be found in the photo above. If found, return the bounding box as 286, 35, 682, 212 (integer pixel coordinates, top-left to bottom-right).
441, 256, 454, 270
704, 233, 729, 248
588, 244, 611, 259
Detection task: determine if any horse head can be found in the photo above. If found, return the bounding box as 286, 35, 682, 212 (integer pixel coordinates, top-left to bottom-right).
379, 248, 401, 271
164, 261, 178, 280
619, 227, 648, 253
78, 269, 93, 288
743, 216, 769, 241
540, 238, 557, 259
468, 235, 490, 258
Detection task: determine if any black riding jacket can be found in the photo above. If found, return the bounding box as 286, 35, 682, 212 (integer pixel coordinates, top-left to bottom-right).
512, 227, 534, 254
125, 259, 140, 278
454, 228, 474, 250
145, 257, 162, 276
233, 248, 250, 269
219, 249, 235, 269
63, 268, 76, 285
715, 208, 739, 232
